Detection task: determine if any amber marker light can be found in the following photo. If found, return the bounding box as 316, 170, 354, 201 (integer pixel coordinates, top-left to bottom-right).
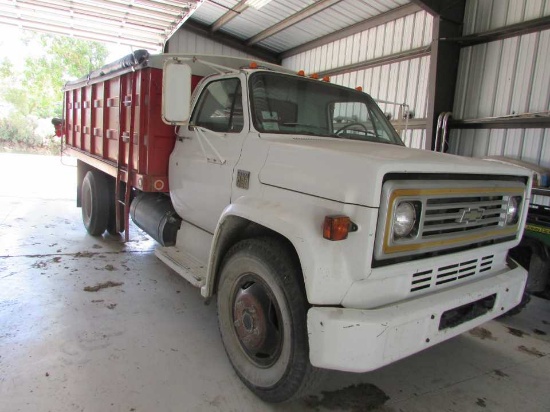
322, 76, 330, 82
249, 61, 258, 69
323, 216, 351, 241
310, 73, 319, 79
355, 86, 363, 91
297, 70, 305, 76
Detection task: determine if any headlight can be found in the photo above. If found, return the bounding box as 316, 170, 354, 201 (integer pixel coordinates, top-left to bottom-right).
393, 201, 416, 238
506, 196, 521, 225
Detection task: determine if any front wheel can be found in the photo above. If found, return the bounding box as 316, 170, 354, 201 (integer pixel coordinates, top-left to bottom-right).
217, 238, 321, 403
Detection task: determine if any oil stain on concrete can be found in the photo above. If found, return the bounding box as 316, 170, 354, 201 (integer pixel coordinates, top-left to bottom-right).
303, 383, 389, 412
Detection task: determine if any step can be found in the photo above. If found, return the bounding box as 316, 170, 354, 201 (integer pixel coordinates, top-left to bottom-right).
155, 246, 207, 288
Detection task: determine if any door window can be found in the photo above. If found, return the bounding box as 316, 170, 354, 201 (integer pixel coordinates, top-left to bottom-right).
191, 78, 243, 133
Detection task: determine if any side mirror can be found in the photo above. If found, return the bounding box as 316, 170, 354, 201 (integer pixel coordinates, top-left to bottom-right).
162, 60, 192, 125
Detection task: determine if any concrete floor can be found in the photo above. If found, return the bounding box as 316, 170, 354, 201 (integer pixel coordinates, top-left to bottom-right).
1, 153, 549, 412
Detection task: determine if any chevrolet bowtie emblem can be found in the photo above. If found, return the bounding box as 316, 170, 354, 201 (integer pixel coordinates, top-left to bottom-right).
457, 207, 484, 224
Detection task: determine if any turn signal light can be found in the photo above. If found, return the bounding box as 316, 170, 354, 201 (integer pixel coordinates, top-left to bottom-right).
323, 216, 351, 241
249, 61, 258, 69
297, 70, 305, 76
355, 86, 363, 92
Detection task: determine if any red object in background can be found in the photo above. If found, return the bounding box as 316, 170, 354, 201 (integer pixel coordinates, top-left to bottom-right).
63, 67, 203, 193
51, 118, 64, 137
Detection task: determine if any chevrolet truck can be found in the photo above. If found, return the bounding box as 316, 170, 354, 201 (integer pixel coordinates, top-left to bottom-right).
58, 51, 532, 402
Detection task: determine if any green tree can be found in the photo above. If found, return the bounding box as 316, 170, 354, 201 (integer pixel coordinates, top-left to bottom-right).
0, 33, 109, 118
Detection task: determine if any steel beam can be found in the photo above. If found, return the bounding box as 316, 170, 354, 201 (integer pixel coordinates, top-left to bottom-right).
424, 1, 466, 151
449, 115, 550, 130
211, 0, 249, 32
246, 0, 343, 46
409, 0, 465, 23
280, 3, 421, 60
391, 118, 427, 130
318, 46, 431, 77
444, 15, 550, 46
170, 20, 280, 64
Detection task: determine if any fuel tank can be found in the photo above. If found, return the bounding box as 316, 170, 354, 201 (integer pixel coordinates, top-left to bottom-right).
130, 193, 182, 246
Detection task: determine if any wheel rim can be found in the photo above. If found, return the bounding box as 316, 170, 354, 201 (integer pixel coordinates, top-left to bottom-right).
232, 274, 283, 368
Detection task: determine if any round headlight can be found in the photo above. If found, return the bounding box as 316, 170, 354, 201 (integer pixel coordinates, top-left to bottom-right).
393, 201, 416, 238
506, 196, 520, 225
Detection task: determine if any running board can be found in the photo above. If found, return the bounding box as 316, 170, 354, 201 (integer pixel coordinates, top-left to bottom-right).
155, 246, 207, 288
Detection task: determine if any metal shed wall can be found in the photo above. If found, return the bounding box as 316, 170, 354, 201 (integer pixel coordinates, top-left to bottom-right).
450, 0, 550, 171
167, 27, 258, 58
281, 9, 433, 149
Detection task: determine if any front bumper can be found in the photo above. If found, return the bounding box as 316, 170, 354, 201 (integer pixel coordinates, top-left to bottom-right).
307, 264, 527, 372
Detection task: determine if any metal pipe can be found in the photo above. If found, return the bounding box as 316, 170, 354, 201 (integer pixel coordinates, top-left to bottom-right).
433, 112, 445, 152
440, 112, 452, 153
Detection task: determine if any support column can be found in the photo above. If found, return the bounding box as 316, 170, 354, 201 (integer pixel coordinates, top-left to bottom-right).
411, 1, 466, 151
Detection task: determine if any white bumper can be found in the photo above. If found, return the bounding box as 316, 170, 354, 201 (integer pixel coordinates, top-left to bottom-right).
307, 264, 527, 372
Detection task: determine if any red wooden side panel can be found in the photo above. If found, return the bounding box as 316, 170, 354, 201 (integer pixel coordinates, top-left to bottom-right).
105, 77, 120, 163
64, 67, 203, 192
92, 81, 104, 157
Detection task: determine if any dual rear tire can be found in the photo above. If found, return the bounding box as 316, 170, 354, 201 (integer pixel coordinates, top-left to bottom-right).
81, 170, 122, 236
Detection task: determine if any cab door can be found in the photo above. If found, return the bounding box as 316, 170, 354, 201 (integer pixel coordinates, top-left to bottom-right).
169, 76, 246, 234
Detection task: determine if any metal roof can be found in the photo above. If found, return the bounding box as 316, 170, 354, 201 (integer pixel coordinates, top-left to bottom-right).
0, 0, 414, 56
0, 0, 204, 51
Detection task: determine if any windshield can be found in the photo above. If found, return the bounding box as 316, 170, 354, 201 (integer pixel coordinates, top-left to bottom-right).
249, 72, 404, 145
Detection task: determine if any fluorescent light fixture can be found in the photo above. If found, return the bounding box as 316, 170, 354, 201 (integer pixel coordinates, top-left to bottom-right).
246, 0, 272, 10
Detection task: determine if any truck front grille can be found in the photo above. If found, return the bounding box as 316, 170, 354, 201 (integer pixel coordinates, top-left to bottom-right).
374, 179, 526, 262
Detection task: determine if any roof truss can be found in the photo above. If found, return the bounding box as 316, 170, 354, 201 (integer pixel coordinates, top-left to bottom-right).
0, 0, 204, 51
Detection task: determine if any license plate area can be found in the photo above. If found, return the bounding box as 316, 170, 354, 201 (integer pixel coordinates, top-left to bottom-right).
438, 294, 496, 331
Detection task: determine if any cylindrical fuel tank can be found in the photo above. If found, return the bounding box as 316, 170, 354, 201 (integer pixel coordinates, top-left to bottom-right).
130, 193, 182, 246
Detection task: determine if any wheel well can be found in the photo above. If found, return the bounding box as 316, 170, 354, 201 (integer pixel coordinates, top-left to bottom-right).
210, 216, 304, 297
510, 237, 549, 270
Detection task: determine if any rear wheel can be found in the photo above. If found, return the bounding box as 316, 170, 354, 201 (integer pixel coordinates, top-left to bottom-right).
217, 238, 321, 403
81, 170, 109, 236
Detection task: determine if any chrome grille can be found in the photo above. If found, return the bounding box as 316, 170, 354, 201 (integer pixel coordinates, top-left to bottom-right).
410, 255, 494, 293
422, 196, 505, 237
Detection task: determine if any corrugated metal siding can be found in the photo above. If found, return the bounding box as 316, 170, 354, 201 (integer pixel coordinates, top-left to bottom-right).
190, 0, 239, 27
191, 0, 410, 52
452, 10, 550, 163
282, 10, 432, 149
168, 28, 257, 58
255, 0, 410, 52
463, 0, 550, 35
452, 0, 550, 205
222, 0, 309, 42
283, 10, 431, 73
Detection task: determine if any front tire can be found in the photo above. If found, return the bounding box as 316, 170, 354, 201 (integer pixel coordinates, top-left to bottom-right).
217, 238, 320, 403
81, 170, 109, 236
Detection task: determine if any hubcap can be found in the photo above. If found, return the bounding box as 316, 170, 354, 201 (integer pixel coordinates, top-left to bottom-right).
232, 278, 283, 367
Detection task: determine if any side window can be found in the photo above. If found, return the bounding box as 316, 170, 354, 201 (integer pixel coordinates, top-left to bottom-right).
191, 78, 243, 133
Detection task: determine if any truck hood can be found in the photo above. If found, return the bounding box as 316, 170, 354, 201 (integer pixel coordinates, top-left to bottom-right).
258, 136, 531, 208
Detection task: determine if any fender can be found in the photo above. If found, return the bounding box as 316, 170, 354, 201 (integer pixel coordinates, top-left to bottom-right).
201, 195, 363, 305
